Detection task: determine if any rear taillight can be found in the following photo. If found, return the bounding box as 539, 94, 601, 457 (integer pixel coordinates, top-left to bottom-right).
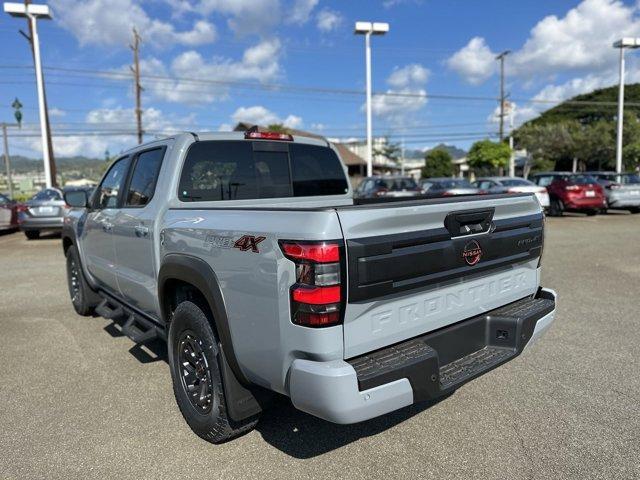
442, 191, 454, 196
607, 183, 622, 190
537, 187, 547, 194
507, 188, 519, 193
280, 240, 344, 328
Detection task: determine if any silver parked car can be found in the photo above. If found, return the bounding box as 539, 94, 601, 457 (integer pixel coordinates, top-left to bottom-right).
585, 171, 640, 213
19, 187, 94, 239
472, 177, 550, 208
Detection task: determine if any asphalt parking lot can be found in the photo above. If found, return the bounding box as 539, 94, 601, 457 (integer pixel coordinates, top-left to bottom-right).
1, 213, 639, 480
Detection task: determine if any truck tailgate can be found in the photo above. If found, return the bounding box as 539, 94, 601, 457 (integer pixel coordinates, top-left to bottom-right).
336, 194, 544, 358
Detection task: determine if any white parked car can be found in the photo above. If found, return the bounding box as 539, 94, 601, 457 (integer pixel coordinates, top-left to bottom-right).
473, 177, 550, 209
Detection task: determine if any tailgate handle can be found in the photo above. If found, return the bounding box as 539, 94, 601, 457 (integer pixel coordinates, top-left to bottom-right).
445, 209, 494, 237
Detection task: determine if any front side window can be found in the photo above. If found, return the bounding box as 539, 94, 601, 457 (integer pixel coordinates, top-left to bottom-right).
178, 141, 348, 201
126, 148, 164, 206
95, 157, 129, 209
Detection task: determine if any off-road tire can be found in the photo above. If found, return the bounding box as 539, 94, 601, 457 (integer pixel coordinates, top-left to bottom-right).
65, 245, 100, 316
168, 301, 259, 443
25, 230, 40, 240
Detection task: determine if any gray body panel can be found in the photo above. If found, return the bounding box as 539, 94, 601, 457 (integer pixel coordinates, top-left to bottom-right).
66, 132, 555, 422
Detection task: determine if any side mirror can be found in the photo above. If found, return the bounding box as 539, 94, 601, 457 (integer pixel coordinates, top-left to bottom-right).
64, 190, 89, 208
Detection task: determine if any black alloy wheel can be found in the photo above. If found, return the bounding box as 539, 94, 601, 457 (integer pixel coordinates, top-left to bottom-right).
178, 331, 214, 414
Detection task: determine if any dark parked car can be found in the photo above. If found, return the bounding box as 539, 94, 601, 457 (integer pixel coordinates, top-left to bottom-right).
532, 173, 605, 216
585, 171, 640, 213
0, 193, 20, 231
354, 176, 422, 198
18, 186, 94, 239
420, 178, 481, 198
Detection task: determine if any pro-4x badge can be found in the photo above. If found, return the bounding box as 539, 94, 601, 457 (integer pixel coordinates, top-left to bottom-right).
462, 240, 482, 266
234, 235, 266, 253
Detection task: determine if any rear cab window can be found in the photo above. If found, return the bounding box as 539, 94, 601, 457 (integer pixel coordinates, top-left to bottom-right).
178, 140, 349, 202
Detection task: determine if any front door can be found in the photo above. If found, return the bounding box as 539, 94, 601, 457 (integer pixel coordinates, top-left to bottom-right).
81, 156, 130, 294
113, 147, 166, 317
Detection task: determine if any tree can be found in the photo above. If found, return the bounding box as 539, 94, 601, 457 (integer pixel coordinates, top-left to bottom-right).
266, 123, 291, 133
374, 142, 401, 164
467, 140, 511, 174
422, 148, 453, 178
623, 142, 640, 171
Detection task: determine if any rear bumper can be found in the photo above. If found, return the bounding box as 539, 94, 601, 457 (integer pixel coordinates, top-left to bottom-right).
607, 194, 640, 208
564, 197, 605, 209
289, 288, 556, 424
19, 216, 64, 231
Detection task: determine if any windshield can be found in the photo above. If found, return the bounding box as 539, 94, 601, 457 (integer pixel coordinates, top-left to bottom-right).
500, 179, 532, 187
566, 175, 597, 185
439, 180, 473, 189
31, 189, 62, 201
620, 174, 640, 184
375, 177, 418, 191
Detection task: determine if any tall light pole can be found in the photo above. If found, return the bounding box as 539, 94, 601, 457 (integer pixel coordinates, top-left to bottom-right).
355, 21, 389, 177
613, 38, 640, 174
496, 50, 510, 142
4, 2, 55, 188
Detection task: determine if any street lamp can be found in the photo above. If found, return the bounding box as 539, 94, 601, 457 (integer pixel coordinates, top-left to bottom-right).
4, 2, 54, 188
613, 37, 640, 174
355, 21, 389, 177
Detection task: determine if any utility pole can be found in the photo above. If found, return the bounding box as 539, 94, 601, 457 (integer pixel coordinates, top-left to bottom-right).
4, 1, 56, 187
2, 123, 18, 199
496, 50, 510, 142
507, 102, 516, 177
130, 27, 143, 145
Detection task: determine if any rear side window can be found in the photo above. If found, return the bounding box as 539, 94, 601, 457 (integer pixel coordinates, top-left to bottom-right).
126, 148, 164, 206
178, 141, 348, 201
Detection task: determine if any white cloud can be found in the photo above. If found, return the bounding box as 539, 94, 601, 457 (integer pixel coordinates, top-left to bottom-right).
370, 64, 429, 123
136, 39, 282, 104
288, 0, 319, 24
51, 0, 216, 47
231, 106, 303, 128
448, 0, 640, 84
197, 0, 281, 36
387, 64, 430, 88
446, 37, 497, 85
49, 108, 66, 117
20, 107, 196, 158
316, 9, 343, 32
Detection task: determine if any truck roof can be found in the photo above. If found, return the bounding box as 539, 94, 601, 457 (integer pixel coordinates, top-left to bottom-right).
120, 131, 330, 157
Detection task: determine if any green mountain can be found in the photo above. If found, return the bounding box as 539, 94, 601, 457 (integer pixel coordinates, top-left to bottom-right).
522, 83, 640, 127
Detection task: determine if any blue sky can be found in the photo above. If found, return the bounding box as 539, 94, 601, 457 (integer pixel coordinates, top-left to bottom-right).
2, 0, 640, 158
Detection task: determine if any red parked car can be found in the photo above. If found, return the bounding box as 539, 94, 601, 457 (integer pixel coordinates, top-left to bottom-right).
532, 173, 605, 216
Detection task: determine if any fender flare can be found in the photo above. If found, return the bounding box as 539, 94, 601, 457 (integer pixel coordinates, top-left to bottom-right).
158, 254, 264, 421
158, 253, 246, 385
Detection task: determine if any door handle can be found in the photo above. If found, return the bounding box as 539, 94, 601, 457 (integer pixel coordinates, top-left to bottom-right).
134, 225, 149, 238
102, 222, 113, 232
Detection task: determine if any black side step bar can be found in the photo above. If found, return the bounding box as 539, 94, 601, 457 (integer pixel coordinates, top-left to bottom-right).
95, 297, 165, 344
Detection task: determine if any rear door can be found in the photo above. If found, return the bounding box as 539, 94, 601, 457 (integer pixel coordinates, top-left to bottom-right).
81, 156, 130, 293
0, 194, 11, 228
337, 194, 544, 358
112, 146, 166, 317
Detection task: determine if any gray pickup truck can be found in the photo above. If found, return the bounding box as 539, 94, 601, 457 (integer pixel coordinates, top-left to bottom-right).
62, 130, 557, 443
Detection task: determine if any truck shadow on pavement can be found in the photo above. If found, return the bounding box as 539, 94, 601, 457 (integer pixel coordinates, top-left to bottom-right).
255, 395, 446, 458
100, 315, 443, 457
